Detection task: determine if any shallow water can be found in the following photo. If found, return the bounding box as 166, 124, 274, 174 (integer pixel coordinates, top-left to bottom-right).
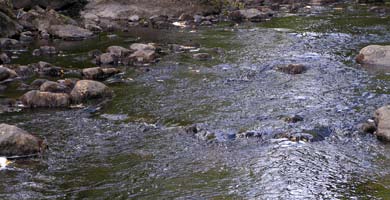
2, 3, 390, 199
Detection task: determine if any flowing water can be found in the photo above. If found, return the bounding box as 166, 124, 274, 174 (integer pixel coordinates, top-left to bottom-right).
2, 3, 390, 199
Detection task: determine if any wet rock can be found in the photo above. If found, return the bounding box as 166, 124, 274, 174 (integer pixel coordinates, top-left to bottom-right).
82, 67, 121, 80
49, 25, 93, 40
0, 53, 11, 64
193, 53, 212, 61
107, 46, 131, 57
39, 81, 71, 93
0, 66, 17, 82
0, 123, 44, 157
356, 45, 390, 67
21, 90, 70, 108
32, 46, 57, 56
277, 64, 307, 74
70, 80, 113, 103
374, 105, 390, 141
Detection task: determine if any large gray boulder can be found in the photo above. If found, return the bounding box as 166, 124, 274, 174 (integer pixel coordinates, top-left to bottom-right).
374, 105, 390, 141
49, 25, 93, 40
0, 123, 44, 156
70, 80, 112, 103
356, 45, 390, 67
21, 90, 70, 108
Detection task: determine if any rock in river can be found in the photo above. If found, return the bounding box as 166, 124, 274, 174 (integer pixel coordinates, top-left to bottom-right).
277, 64, 307, 75
70, 80, 113, 103
0, 123, 44, 157
374, 105, 390, 141
49, 25, 93, 40
21, 90, 70, 108
356, 45, 390, 67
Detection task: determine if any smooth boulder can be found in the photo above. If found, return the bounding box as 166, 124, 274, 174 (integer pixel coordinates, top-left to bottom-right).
0, 123, 43, 156
356, 45, 390, 67
374, 105, 390, 141
21, 90, 70, 108
49, 25, 93, 40
70, 80, 112, 103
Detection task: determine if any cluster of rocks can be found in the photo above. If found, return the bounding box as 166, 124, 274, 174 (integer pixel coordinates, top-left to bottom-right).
356, 45, 390, 142
93, 44, 159, 66
0, 62, 120, 111
21, 79, 112, 108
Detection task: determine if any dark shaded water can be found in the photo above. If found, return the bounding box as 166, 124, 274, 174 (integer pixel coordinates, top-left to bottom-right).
2, 3, 390, 199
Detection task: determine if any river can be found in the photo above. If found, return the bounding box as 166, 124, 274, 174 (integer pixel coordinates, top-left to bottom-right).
1, 2, 390, 199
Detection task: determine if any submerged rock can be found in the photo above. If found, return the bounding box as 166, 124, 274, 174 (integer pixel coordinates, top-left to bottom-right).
193, 53, 212, 61
356, 45, 390, 67
277, 64, 307, 74
32, 46, 57, 56
21, 90, 70, 108
70, 80, 113, 103
374, 105, 390, 141
0, 123, 44, 157
82, 67, 121, 80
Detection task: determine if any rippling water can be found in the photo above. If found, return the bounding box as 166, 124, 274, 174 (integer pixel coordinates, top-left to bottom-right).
2, 3, 390, 199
